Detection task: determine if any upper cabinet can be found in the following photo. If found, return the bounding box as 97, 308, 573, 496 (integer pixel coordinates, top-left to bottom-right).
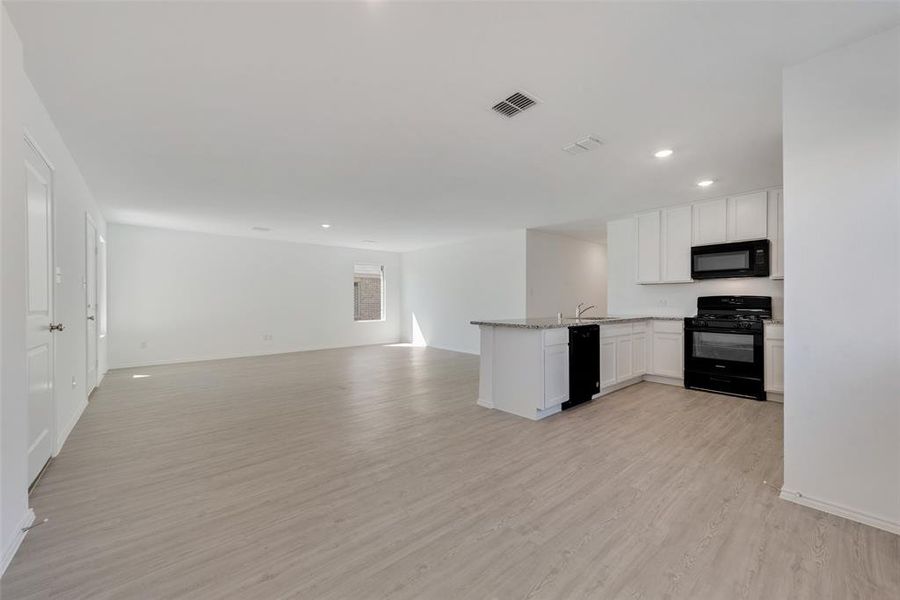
632, 187, 782, 285
768, 189, 784, 279
636, 211, 661, 283
727, 191, 768, 241
661, 205, 692, 282
636, 206, 692, 284
693, 191, 768, 246
692, 199, 728, 245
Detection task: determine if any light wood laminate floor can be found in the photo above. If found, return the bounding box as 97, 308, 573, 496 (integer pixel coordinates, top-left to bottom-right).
2, 345, 897, 599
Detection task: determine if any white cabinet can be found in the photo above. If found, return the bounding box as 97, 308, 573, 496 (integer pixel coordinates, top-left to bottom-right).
693, 192, 769, 246
543, 344, 569, 408
768, 189, 784, 279
727, 191, 768, 241
649, 320, 684, 379
692, 199, 728, 245
636, 211, 661, 283
661, 205, 693, 282
599, 323, 650, 390
637, 206, 692, 284
632, 324, 648, 376
764, 324, 784, 395
615, 336, 633, 382
600, 338, 617, 388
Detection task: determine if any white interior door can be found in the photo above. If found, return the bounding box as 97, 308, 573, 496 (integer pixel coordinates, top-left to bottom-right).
85, 216, 98, 394
25, 139, 55, 485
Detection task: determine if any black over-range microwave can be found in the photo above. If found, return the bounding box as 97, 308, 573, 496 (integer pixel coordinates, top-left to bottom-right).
691, 239, 769, 279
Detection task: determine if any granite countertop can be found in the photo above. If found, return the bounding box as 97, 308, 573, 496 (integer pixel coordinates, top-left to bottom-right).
765, 319, 784, 325
470, 316, 685, 330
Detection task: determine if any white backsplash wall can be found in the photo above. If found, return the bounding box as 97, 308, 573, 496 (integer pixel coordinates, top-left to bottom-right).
606, 218, 784, 318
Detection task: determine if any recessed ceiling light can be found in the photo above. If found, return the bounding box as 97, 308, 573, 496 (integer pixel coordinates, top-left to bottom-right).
697, 179, 715, 187
321, 223, 332, 229
362, 240, 377, 244
250, 226, 271, 232
654, 149, 674, 158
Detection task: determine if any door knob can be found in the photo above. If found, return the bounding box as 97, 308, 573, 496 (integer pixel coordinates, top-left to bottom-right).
49, 323, 64, 332
87, 316, 96, 321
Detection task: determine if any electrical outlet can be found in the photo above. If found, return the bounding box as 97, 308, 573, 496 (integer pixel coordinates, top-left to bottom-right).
262, 334, 273, 341
140, 341, 148, 349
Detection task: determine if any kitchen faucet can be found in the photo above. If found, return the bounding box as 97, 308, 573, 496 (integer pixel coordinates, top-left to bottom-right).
576, 302, 596, 319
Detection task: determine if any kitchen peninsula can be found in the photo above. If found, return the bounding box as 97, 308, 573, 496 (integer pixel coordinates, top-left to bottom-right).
471, 316, 686, 420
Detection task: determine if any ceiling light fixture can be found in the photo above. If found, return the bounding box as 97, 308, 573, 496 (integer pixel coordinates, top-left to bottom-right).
321, 223, 332, 229
251, 226, 271, 232
654, 149, 674, 158
697, 179, 715, 188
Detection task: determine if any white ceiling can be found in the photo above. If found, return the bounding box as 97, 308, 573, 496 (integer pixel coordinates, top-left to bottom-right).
8, 1, 900, 251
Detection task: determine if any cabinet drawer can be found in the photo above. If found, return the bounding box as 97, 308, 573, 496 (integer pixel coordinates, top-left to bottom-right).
544, 328, 569, 347
653, 320, 683, 334
631, 321, 649, 334
600, 324, 633, 339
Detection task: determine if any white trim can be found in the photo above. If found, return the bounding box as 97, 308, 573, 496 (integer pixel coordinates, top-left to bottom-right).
24, 128, 55, 170
780, 488, 900, 535
55, 397, 88, 455
1, 509, 35, 577
642, 374, 683, 387
84, 212, 100, 396
476, 398, 494, 409
108, 340, 405, 370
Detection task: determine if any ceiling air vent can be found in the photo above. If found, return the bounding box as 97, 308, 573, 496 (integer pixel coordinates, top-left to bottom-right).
491, 91, 539, 118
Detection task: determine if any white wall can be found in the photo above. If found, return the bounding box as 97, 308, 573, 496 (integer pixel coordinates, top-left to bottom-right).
400, 230, 527, 354
108, 225, 401, 367
1, 8, 30, 575
2, 8, 109, 573
606, 215, 784, 318
782, 27, 900, 533
525, 230, 606, 318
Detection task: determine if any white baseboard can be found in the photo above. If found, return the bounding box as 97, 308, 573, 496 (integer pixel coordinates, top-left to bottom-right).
1, 509, 35, 577
642, 374, 684, 387
476, 397, 494, 409
56, 397, 89, 455
780, 488, 900, 535
766, 392, 784, 403
109, 340, 404, 370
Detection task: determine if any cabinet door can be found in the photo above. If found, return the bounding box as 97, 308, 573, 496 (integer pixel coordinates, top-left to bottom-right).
615, 336, 633, 382
600, 339, 617, 389
632, 332, 647, 376
543, 344, 569, 408
635, 211, 661, 283
727, 191, 768, 241
662, 205, 692, 282
768, 189, 784, 279
692, 199, 727, 245
764, 339, 784, 393
651, 332, 683, 378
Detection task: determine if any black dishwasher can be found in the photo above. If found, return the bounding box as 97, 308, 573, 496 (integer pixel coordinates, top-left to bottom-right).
563, 325, 600, 410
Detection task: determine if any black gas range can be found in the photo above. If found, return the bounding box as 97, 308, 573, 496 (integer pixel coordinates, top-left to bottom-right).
684, 296, 772, 401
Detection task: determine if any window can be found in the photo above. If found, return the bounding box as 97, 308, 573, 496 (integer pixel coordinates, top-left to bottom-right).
353, 264, 384, 321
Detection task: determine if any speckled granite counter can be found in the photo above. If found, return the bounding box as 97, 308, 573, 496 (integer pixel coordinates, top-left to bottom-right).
470, 316, 686, 330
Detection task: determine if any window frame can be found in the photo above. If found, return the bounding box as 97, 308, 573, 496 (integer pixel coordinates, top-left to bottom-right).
353, 264, 385, 323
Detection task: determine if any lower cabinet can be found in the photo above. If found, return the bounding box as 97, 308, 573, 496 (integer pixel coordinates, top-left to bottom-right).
764, 324, 784, 394
600, 323, 647, 390
649, 320, 684, 379
600, 338, 617, 389
543, 332, 570, 409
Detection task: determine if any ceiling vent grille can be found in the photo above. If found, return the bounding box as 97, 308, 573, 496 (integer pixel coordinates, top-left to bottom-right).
491, 91, 539, 118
